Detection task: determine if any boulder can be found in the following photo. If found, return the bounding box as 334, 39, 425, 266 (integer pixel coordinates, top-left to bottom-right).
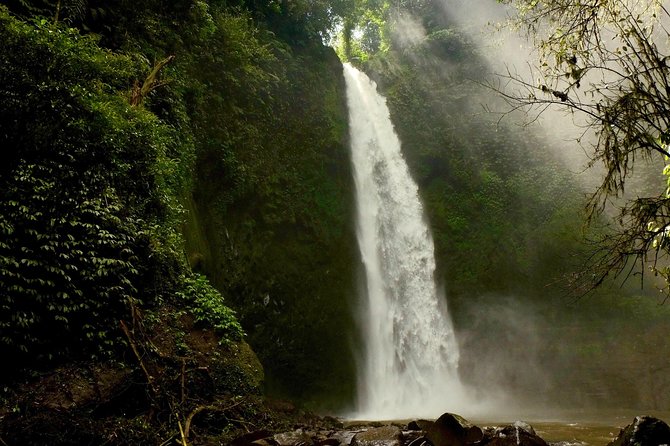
274, 429, 315, 445
481, 422, 547, 446
352, 425, 404, 446
510, 421, 536, 436
426, 413, 483, 446
608, 416, 670, 446
328, 430, 358, 445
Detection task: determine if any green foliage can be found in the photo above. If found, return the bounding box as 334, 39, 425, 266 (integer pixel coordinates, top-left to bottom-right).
177, 275, 244, 343
1, 0, 356, 407
0, 161, 139, 358
185, 9, 286, 210
0, 7, 194, 371
229, 0, 353, 45
177, 6, 356, 404
335, 1, 390, 62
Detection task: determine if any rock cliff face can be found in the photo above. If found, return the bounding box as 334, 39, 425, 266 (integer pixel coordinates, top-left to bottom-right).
184, 44, 359, 408
608, 416, 670, 446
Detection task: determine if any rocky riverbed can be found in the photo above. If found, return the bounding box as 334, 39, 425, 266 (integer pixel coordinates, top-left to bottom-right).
231, 412, 670, 446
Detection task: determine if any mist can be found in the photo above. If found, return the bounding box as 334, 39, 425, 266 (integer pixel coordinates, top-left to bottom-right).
393, 0, 599, 183
361, 0, 670, 418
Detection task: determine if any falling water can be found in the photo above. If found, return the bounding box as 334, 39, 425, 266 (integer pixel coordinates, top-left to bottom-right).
343, 63, 466, 420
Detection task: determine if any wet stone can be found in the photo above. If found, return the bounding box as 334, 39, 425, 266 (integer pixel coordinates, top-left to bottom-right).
481, 422, 547, 446
274, 428, 315, 445
607, 416, 670, 446
328, 430, 358, 445
352, 425, 404, 446
426, 413, 483, 446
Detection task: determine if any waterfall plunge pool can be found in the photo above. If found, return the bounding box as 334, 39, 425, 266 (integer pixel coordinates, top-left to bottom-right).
341, 410, 670, 446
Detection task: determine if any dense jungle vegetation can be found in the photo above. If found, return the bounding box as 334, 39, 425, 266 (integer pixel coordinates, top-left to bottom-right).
0, 0, 356, 442
1, 0, 670, 443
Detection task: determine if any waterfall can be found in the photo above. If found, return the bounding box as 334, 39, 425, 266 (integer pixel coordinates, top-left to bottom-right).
344, 63, 466, 420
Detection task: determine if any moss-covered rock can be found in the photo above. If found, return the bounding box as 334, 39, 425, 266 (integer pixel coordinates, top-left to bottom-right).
185, 327, 264, 395
184, 42, 358, 408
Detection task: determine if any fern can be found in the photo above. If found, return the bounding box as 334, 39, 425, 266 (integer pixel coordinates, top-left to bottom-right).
176, 275, 245, 344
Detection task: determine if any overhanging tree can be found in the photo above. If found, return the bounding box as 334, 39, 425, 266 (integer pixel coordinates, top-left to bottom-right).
496, 0, 670, 295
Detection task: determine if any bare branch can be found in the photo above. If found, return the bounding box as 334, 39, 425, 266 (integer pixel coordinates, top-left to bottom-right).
496, 0, 670, 296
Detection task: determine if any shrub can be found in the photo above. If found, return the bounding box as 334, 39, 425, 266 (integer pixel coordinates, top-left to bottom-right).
177, 275, 244, 343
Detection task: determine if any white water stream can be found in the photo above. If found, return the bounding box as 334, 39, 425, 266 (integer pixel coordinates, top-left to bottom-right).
343, 63, 467, 419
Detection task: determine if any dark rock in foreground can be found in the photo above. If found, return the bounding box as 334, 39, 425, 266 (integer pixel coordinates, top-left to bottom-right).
481, 421, 548, 446
230, 412, 670, 446
275, 429, 315, 445
425, 412, 484, 446
608, 416, 670, 446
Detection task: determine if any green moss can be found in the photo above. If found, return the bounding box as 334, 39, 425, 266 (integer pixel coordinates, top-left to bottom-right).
213, 341, 265, 394
185, 42, 358, 407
